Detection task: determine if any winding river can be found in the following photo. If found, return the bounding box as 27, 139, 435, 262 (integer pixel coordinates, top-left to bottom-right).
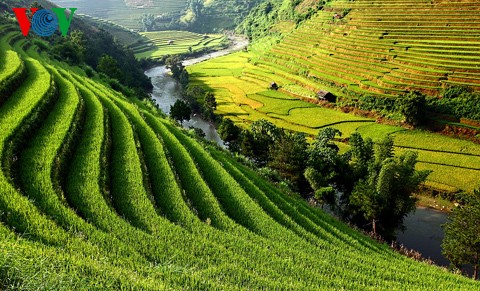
145, 36, 248, 147
144, 37, 453, 270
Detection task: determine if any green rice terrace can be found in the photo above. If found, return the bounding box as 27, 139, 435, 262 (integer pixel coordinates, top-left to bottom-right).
0, 21, 479, 289
187, 0, 480, 192
51, 0, 187, 30
133, 30, 227, 59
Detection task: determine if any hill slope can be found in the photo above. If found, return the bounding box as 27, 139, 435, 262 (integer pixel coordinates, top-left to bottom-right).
50, 0, 262, 32
187, 0, 480, 192
242, 0, 480, 97
0, 22, 479, 290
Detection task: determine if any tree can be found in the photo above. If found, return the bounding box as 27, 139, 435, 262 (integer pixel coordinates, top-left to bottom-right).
166, 56, 189, 87
184, 85, 203, 113
268, 132, 308, 192
350, 181, 381, 234
170, 100, 191, 125
238, 120, 283, 165
97, 54, 121, 80
218, 118, 241, 151
201, 92, 217, 122
305, 128, 344, 187
442, 190, 480, 280
31, 1, 42, 9
442, 85, 472, 99
204, 92, 217, 110
166, 56, 185, 79
52, 30, 86, 64
139, 14, 155, 32
348, 132, 374, 180
304, 168, 335, 207
349, 138, 430, 239
396, 91, 427, 126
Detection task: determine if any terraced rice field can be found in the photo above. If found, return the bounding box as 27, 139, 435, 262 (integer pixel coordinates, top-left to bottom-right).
52, 0, 186, 30
188, 47, 375, 136
261, 0, 480, 97
1, 24, 479, 289
134, 31, 227, 59
187, 1, 480, 192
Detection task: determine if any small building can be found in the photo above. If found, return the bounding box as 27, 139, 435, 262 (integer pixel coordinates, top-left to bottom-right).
333, 13, 342, 19
167, 40, 174, 45
270, 82, 279, 90
317, 90, 337, 102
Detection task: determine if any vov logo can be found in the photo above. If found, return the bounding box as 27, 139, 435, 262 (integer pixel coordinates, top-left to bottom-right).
13, 7, 77, 37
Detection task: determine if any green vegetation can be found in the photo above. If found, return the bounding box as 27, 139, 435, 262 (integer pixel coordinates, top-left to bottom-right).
53, 0, 262, 33
134, 30, 227, 60
1, 15, 479, 288
187, 0, 480, 192
443, 190, 480, 280
52, 0, 186, 31
170, 99, 191, 125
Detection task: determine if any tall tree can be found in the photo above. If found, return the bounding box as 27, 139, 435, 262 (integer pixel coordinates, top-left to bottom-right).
349, 139, 430, 239
268, 132, 308, 192
97, 54, 121, 80
305, 128, 344, 186
442, 190, 480, 280
218, 118, 241, 151
202, 92, 217, 122
243, 119, 283, 166
166, 56, 188, 84
170, 100, 191, 125
396, 91, 427, 126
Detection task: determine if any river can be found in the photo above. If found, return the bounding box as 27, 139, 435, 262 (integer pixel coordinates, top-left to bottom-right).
397, 207, 449, 267
144, 36, 248, 147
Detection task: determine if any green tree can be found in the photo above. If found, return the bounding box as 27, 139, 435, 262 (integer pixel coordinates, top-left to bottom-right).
442, 85, 472, 99
268, 132, 308, 192
166, 56, 185, 79
238, 120, 283, 165
201, 92, 217, 122
396, 91, 427, 126
442, 190, 480, 280
349, 138, 430, 238
139, 14, 155, 32
97, 54, 121, 80
166, 56, 189, 87
304, 168, 335, 207
170, 100, 191, 125
204, 92, 217, 110
305, 128, 343, 187
184, 85, 203, 113
348, 132, 374, 179
218, 118, 241, 151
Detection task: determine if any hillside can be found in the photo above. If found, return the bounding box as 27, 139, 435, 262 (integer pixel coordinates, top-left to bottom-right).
0, 17, 479, 290
50, 0, 262, 33
51, 0, 187, 31
187, 0, 480, 192
133, 30, 228, 59
240, 0, 480, 97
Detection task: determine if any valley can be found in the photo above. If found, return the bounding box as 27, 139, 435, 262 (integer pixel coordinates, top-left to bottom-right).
0, 0, 479, 288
